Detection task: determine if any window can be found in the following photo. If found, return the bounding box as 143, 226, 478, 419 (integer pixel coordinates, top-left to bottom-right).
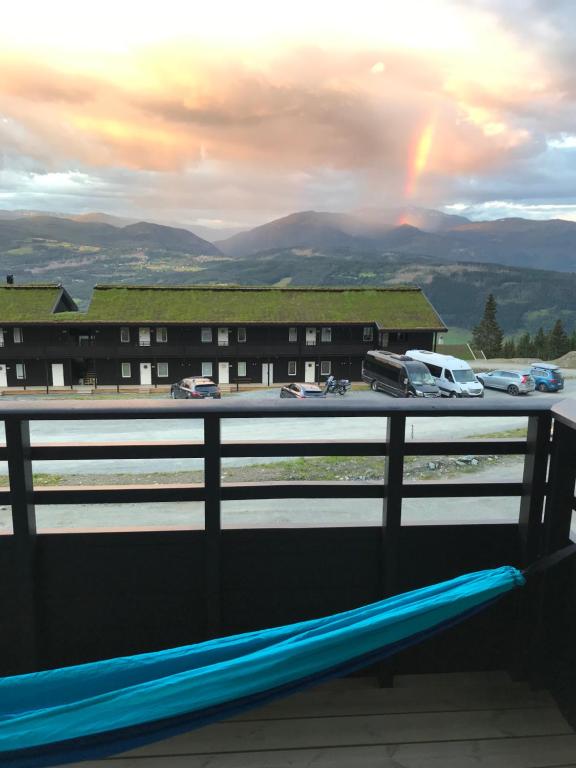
157, 362, 169, 378
321, 327, 332, 343
13, 327, 23, 343
237, 327, 246, 343
288, 327, 297, 343
237, 361, 247, 377
305, 327, 317, 346
202, 362, 213, 377
320, 360, 331, 376
121, 362, 131, 378
363, 326, 373, 342
201, 328, 212, 343
16, 363, 26, 380
0, 328, 4, 347
156, 327, 168, 343
120, 327, 130, 343
288, 360, 297, 376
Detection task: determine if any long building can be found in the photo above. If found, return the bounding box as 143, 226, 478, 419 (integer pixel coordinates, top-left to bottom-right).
0, 283, 446, 388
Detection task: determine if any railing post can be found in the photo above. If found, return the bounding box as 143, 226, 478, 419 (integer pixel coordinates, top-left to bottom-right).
5, 417, 38, 671
204, 415, 222, 637
382, 415, 406, 598
519, 413, 551, 565
521, 416, 576, 686
379, 414, 405, 687
543, 419, 576, 554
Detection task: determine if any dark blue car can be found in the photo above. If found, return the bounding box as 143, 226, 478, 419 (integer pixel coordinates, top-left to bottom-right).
529, 364, 564, 392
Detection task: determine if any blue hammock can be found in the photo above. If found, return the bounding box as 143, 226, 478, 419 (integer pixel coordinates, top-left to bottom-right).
0, 566, 525, 768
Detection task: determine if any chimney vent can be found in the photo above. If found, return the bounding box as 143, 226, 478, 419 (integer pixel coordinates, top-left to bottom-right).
6, 275, 14, 285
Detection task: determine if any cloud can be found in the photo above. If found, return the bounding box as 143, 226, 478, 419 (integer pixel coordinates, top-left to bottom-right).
2, 1, 576, 222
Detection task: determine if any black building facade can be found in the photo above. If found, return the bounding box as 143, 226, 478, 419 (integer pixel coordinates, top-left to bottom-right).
0, 285, 446, 388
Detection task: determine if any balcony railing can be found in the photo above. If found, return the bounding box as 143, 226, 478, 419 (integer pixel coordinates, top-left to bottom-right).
1, 397, 576, 678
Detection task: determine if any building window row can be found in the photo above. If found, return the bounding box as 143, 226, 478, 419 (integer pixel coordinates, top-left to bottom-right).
121, 362, 170, 378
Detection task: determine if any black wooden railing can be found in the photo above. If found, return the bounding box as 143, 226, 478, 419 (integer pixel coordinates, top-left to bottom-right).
1, 397, 576, 674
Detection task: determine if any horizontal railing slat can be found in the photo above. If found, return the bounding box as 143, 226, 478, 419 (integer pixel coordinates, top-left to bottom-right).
0, 438, 532, 463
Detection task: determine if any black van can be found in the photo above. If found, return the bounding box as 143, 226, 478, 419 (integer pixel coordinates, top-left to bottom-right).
362, 351, 440, 398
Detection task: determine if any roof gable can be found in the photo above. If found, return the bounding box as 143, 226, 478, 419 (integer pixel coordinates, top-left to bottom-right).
0, 285, 78, 322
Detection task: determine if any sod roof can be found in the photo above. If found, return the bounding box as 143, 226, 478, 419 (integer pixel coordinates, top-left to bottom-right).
72, 285, 446, 330
0, 285, 73, 322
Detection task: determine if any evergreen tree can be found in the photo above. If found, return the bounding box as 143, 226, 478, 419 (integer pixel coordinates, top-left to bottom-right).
501, 338, 516, 358
548, 319, 570, 360
570, 328, 576, 352
516, 332, 533, 358
472, 294, 503, 358
533, 327, 548, 360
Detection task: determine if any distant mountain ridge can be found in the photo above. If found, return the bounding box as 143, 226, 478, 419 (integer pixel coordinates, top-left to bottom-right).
217, 209, 576, 272
0, 216, 221, 254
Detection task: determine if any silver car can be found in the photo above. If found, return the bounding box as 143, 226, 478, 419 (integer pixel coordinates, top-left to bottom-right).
476, 370, 535, 396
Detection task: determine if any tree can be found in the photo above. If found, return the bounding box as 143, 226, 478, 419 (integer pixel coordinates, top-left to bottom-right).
548, 319, 570, 360
570, 328, 576, 352
501, 338, 516, 358
472, 294, 503, 358
516, 332, 534, 358
532, 327, 548, 360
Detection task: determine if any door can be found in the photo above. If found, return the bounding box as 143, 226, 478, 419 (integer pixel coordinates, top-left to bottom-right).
218, 362, 229, 384
217, 328, 229, 346
305, 361, 315, 383
140, 362, 152, 385
305, 327, 316, 346
0, 365, 6, 388
139, 328, 151, 346
51, 363, 65, 387
261, 363, 274, 385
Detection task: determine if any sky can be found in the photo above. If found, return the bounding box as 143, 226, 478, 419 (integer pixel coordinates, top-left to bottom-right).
2, 0, 576, 230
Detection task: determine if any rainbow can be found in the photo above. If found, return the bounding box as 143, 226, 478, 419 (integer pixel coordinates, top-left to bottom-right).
404, 113, 436, 199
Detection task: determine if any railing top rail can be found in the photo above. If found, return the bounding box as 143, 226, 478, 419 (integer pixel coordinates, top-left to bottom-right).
551, 399, 576, 430
0, 397, 555, 421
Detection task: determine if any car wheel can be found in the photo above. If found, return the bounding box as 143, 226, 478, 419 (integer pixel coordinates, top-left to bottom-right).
537, 383, 547, 392
170, 390, 176, 399
449, 391, 457, 398
371, 381, 379, 392
507, 385, 519, 396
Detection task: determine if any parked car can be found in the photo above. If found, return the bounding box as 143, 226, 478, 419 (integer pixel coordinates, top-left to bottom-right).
476, 370, 535, 395
170, 377, 221, 399
280, 383, 327, 399
362, 350, 440, 398
529, 363, 564, 393
405, 349, 484, 398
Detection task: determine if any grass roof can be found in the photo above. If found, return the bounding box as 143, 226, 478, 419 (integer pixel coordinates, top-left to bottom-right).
72, 285, 446, 330
0, 285, 68, 322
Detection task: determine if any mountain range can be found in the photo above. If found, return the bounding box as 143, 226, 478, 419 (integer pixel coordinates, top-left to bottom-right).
1, 207, 576, 333
215, 209, 576, 272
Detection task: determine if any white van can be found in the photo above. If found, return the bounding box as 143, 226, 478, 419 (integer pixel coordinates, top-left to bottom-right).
405, 350, 484, 398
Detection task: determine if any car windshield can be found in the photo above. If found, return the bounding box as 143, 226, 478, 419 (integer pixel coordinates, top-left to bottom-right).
453, 369, 476, 383
406, 365, 435, 386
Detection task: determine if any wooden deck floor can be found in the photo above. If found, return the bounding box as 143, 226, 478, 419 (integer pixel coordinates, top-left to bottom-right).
76, 672, 576, 768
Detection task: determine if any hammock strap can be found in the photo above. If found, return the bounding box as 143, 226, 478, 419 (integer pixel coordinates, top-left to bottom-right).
523, 542, 576, 578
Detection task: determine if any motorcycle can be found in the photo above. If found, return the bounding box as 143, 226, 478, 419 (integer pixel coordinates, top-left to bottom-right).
324, 376, 351, 395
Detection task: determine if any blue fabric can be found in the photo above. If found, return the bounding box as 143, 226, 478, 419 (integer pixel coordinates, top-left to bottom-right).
0, 566, 524, 765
